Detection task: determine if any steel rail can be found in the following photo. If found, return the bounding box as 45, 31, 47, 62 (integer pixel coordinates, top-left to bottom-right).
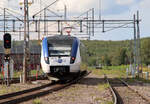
104, 74, 117, 104
0, 70, 90, 104
106, 75, 150, 104
119, 78, 150, 103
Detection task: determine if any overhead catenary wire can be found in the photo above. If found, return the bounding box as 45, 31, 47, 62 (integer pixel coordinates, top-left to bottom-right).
32, 0, 60, 18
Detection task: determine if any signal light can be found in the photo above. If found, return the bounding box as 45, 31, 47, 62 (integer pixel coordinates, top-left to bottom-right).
71, 57, 75, 60
4, 55, 10, 61
70, 57, 76, 64
4, 33, 11, 49
6, 40, 9, 43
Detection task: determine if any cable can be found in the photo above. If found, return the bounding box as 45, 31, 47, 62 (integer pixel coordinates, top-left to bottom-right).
33, 0, 60, 17
104, 22, 134, 32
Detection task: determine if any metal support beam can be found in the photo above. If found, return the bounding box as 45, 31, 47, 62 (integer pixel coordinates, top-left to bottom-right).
23, 0, 27, 84
133, 14, 137, 77
19, 26, 21, 40
38, 20, 40, 40
99, 0, 102, 20
23, 0, 30, 84
27, 0, 30, 80
64, 5, 67, 20
4, 8, 6, 34
13, 20, 15, 32
102, 20, 105, 32
86, 12, 89, 35
89, 20, 91, 38
58, 20, 60, 32
44, 9, 47, 36
80, 20, 82, 32
136, 11, 141, 77
0, 19, 137, 22
35, 20, 38, 32
92, 8, 94, 36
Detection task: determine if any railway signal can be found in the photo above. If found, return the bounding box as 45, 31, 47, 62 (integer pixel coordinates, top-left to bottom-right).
3, 33, 11, 86
4, 33, 11, 49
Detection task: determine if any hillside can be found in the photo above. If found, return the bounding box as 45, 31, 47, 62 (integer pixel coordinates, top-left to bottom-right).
0, 37, 150, 66
82, 37, 150, 66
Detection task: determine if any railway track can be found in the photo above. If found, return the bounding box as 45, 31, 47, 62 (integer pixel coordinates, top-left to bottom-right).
0, 70, 90, 104
105, 75, 150, 104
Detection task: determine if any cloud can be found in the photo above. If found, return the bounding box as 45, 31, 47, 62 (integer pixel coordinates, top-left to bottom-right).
0, 0, 8, 8
138, 0, 150, 37
0, 0, 149, 40
64, 0, 96, 14
66, 0, 116, 14
93, 0, 150, 40
116, 0, 135, 5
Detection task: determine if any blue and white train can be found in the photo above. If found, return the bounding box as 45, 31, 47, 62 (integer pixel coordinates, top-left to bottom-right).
41, 35, 81, 80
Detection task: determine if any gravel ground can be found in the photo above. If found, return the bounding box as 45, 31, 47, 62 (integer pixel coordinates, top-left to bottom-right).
0, 80, 50, 95
1, 73, 149, 104
113, 82, 148, 104
126, 79, 150, 103
23, 74, 113, 104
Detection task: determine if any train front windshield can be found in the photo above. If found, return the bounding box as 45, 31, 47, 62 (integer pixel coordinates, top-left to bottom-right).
47, 35, 74, 57
49, 46, 71, 56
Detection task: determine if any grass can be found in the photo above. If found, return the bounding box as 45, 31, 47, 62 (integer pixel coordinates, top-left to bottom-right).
0, 69, 44, 78
138, 66, 150, 73
80, 64, 127, 81
102, 65, 128, 70
84, 64, 150, 82
94, 97, 103, 101
97, 83, 109, 91
87, 66, 126, 78
66, 86, 81, 94
94, 97, 113, 104
33, 98, 42, 104
127, 76, 150, 83
102, 101, 113, 104
0, 85, 21, 95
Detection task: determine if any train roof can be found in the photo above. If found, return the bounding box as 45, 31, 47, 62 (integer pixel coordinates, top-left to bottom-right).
46, 35, 77, 41
46, 35, 79, 46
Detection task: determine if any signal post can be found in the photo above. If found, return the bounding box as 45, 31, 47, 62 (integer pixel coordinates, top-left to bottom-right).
3, 33, 11, 86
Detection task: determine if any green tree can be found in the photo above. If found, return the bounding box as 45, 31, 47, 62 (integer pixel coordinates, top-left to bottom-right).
111, 53, 121, 65
120, 48, 128, 65
103, 54, 111, 66
141, 39, 150, 65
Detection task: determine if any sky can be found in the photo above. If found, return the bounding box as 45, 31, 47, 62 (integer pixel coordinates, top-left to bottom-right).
0, 0, 150, 40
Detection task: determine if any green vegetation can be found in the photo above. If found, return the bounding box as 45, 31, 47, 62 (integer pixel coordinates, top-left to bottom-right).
126, 77, 150, 83
0, 69, 43, 78
81, 37, 150, 66
94, 97, 113, 104
33, 98, 42, 104
3, 37, 150, 68
87, 65, 126, 78
97, 83, 109, 91
1, 37, 150, 79
30, 69, 44, 76
0, 85, 20, 95
102, 101, 113, 104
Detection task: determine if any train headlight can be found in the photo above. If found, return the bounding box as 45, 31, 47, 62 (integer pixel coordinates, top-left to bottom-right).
44, 57, 49, 64
70, 57, 76, 64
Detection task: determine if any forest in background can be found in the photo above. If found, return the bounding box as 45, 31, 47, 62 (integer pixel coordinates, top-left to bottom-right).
81, 37, 150, 66
0, 37, 150, 67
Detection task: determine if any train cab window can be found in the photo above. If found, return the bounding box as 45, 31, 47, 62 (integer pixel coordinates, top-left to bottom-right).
49, 46, 71, 56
